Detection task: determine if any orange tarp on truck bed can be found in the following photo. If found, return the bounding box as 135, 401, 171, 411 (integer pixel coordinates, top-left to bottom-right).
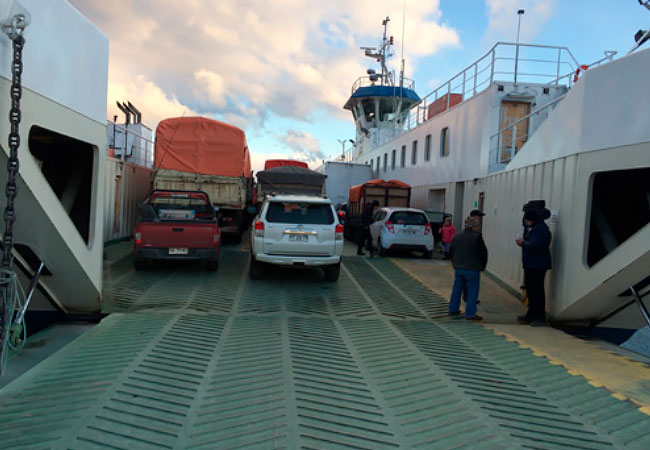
155, 117, 252, 178
349, 179, 410, 203
264, 159, 308, 170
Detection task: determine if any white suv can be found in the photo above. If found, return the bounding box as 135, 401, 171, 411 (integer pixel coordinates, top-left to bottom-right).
250, 195, 344, 281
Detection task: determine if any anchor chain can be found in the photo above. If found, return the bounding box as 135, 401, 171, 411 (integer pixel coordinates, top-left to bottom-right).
1, 17, 26, 375
2, 34, 24, 269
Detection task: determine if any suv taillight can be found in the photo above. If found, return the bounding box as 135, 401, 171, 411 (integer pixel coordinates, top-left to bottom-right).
134, 229, 142, 245
385, 221, 395, 233
254, 221, 265, 237
425, 223, 432, 235
213, 228, 221, 242
335, 224, 344, 240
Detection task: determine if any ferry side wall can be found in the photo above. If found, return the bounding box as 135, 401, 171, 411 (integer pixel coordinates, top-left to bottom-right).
104, 159, 153, 244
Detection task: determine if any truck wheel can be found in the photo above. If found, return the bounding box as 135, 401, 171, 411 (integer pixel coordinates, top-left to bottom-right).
206, 259, 219, 271
249, 257, 263, 279
134, 259, 147, 271
324, 263, 340, 282
378, 238, 387, 257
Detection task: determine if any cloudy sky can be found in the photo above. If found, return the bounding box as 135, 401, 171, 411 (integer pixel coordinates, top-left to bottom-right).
69, 0, 647, 171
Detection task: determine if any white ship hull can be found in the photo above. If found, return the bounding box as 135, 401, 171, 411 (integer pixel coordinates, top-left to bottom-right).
350, 44, 650, 324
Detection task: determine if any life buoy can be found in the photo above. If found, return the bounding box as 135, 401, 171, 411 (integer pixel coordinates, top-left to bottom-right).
573, 64, 589, 83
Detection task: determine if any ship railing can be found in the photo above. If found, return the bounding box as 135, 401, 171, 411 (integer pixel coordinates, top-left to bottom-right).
351, 76, 415, 94
371, 43, 581, 147
107, 121, 155, 168
487, 93, 567, 173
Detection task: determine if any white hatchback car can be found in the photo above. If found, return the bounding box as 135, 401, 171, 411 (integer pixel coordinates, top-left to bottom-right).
369, 207, 434, 258
250, 195, 344, 281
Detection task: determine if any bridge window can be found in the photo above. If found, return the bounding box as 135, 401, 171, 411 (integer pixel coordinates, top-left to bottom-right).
412, 140, 418, 165
587, 168, 650, 267
425, 134, 432, 161
362, 99, 375, 124
400, 145, 406, 167
440, 127, 450, 157
28, 126, 95, 245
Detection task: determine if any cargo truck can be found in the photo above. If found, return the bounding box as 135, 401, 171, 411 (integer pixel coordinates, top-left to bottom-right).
344, 179, 411, 241
153, 117, 254, 242
256, 166, 327, 200
315, 161, 372, 207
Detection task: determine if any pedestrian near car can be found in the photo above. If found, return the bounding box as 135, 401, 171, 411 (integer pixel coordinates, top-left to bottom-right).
463, 209, 485, 304
449, 217, 488, 321
439, 216, 455, 259
357, 200, 379, 256
516, 209, 552, 326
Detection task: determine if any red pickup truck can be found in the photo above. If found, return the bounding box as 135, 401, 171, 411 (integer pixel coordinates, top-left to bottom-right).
134, 190, 221, 270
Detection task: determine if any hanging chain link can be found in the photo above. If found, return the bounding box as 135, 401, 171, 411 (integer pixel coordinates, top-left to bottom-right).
1, 33, 24, 270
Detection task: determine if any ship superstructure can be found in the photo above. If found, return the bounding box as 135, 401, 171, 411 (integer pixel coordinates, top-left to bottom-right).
347, 19, 650, 326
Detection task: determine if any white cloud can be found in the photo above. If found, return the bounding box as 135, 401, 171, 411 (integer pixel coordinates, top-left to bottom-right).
71, 0, 461, 159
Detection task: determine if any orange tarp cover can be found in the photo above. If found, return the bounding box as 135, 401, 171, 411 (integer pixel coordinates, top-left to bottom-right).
264, 159, 308, 170
349, 179, 410, 203
155, 116, 252, 178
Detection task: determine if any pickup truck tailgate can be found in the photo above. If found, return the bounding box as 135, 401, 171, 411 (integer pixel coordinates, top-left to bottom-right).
140, 222, 217, 248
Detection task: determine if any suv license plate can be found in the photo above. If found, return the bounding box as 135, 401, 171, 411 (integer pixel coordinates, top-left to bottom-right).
289, 235, 308, 242
169, 247, 189, 255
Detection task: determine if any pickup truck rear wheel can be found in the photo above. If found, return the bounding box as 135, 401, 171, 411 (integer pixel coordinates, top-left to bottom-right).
249, 257, 263, 279
206, 259, 219, 271
323, 263, 340, 282
134, 259, 147, 270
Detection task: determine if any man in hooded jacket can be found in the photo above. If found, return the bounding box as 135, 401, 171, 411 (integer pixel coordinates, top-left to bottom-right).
516, 209, 552, 326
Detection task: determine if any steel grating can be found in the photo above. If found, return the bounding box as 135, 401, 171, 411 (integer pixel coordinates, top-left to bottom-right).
1, 248, 649, 449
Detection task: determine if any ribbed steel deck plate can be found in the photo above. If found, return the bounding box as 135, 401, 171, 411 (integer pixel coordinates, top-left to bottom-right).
2, 250, 649, 449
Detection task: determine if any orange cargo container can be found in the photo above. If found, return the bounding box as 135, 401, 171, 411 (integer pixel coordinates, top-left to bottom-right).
427, 93, 463, 119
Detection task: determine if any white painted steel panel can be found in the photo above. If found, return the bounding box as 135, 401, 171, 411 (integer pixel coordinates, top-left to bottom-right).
0, 0, 108, 124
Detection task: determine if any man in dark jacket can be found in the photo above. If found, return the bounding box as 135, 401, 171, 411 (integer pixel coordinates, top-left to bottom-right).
449, 217, 488, 320
357, 200, 379, 256
516, 209, 552, 326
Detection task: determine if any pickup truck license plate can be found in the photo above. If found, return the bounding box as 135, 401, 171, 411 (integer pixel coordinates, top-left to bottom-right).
169, 247, 189, 255
289, 235, 308, 242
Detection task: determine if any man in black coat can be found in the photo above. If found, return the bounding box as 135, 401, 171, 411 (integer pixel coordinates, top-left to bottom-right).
516, 209, 552, 326
357, 200, 379, 256
449, 217, 488, 320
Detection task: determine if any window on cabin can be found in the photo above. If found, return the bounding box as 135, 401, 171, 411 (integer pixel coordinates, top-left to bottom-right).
391, 149, 396, 170
362, 99, 375, 124
440, 127, 450, 157
412, 140, 418, 165
400, 145, 406, 167
383, 153, 387, 172
425, 134, 432, 161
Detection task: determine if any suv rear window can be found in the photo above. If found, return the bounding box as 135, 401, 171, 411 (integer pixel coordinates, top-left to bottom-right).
266, 202, 334, 225
389, 211, 428, 225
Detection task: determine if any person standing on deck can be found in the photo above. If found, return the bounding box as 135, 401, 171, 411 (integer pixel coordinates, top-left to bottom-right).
449, 217, 488, 321
357, 200, 379, 256
516, 209, 552, 326
439, 216, 455, 259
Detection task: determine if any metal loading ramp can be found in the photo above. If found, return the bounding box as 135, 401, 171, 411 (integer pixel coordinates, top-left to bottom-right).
1, 252, 649, 449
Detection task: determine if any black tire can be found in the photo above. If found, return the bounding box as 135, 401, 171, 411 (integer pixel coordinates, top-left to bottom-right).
378, 238, 387, 257
324, 262, 340, 282
206, 259, 219, 271
423, 250, 433, 259
249, 257, 263, 279
134, 259, 147, 270
232, 232, 242, 244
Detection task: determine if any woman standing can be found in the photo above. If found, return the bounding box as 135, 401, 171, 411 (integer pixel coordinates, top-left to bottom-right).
516, 210, 552, 326
439, 216, 456, 259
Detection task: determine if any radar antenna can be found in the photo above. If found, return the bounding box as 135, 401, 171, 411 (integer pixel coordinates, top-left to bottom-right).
360, 17, 395, 86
